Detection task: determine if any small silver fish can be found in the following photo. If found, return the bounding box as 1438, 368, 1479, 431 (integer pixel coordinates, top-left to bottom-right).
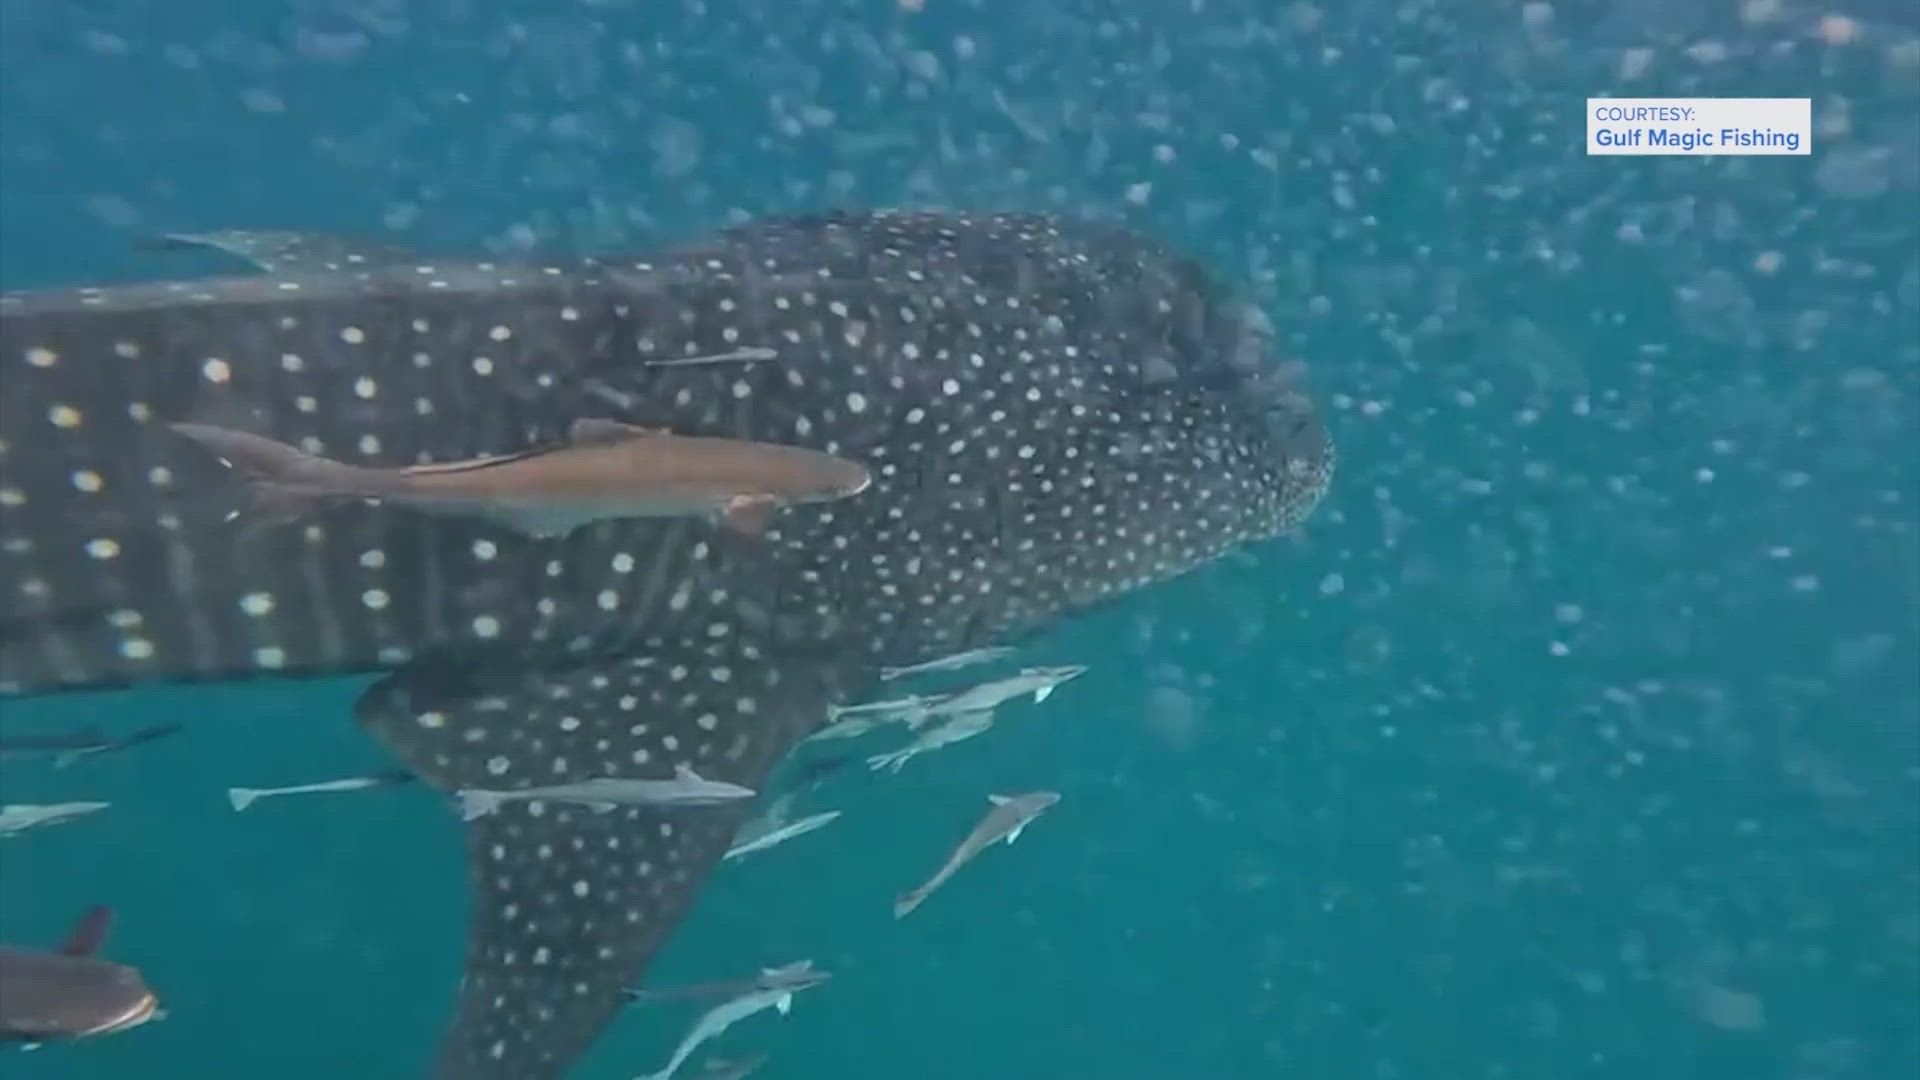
645, 346, 778, 368
878, 646, 1016, 682
637, 962, 828, 1080
0, 723, 182, 769
167, 417, 871, 538
226, 770, 417, 812
0, 802, 110, 837
913, 665, 1087, 724
894, 791, 1061, 918
802, 716, 878, 743
725, 810, 842, 862
623, 960, 818, 1008
866, 710, 996, 774
820, 692, 951, 728
457, 764, 754, 821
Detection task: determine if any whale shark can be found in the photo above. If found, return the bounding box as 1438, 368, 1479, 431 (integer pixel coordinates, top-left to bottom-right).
0, 209, 1334, 1077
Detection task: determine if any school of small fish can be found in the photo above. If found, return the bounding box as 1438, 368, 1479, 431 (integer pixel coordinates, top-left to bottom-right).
0, 648, 1083, 1069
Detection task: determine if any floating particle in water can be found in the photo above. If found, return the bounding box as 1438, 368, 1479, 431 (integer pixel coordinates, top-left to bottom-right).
650, 119, 702, 178
1144, 686, 1199, 750
241, 88, 287, 114
1814, 14, 1860, 46
1816, 146, 1894, 199
1694, 985, 1767, 1032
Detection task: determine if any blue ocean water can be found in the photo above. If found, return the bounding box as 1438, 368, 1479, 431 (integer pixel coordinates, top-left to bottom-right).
1, 2, 1916, 1079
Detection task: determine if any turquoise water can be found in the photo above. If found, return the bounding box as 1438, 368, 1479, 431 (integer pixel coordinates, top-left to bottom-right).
2, 2, 1917, 1079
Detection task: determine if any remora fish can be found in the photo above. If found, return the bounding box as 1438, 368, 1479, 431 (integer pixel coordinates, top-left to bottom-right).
0, 905, 161, 1046
894, 791, 1061, 918
0, 210, 1334, 1078
0, 802, 109, 837
907, 665, 1087, 727
724, 808, 841, 861
167, 417, 872, 538
813, 691, 951, 736
227, 769, 418, 812
638, 961, 828, 1080
622, 960, 819, 1008
0, 721, 181, 767
877, 645, 1014, 682
455, 763, 755, 820
866, 709, 996, 773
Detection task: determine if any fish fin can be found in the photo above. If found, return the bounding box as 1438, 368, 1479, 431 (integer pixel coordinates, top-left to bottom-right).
567, 417, 667, 445
227, 788, 258, 813
987, 794, 1012, 806
353, 644, 854, 1079
166, 421, 364, 522
878, 667, 903, 681
774, 993, 793, 1017
672, 762, 701, 782
145, 229, 418, 273
52, 748, 91, 769
458, 791, 498, 822
720, 497, 777, 538
586, 801, 617, 814
1033, 685, 1054, 704
892, 890, 926, 919
1006, 823, 1027, 845
58, 905, 113, 958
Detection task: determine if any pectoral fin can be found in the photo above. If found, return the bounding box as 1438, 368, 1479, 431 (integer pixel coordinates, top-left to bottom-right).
353, 641, 858, 1079
721, 497, 777, 538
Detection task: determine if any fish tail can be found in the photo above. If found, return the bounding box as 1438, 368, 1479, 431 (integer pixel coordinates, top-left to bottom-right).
878, 666, 903, 681
165, 421, 376, 520
458, 791, 500, 821
892, 889, 926, 919
226, 788, 258, 812
865, 749, 902, 773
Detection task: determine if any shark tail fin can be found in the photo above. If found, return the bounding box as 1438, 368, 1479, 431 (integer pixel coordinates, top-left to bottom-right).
226, 788, 259, 812
166, 421, 380, 523
866, 749, 910, 774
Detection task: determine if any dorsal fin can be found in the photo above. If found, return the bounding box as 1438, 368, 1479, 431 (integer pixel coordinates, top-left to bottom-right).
567, 418, 668, 446
58, 905, 113, 958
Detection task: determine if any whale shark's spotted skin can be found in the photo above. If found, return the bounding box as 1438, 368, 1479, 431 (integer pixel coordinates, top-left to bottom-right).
0, 211, 1333, 1077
